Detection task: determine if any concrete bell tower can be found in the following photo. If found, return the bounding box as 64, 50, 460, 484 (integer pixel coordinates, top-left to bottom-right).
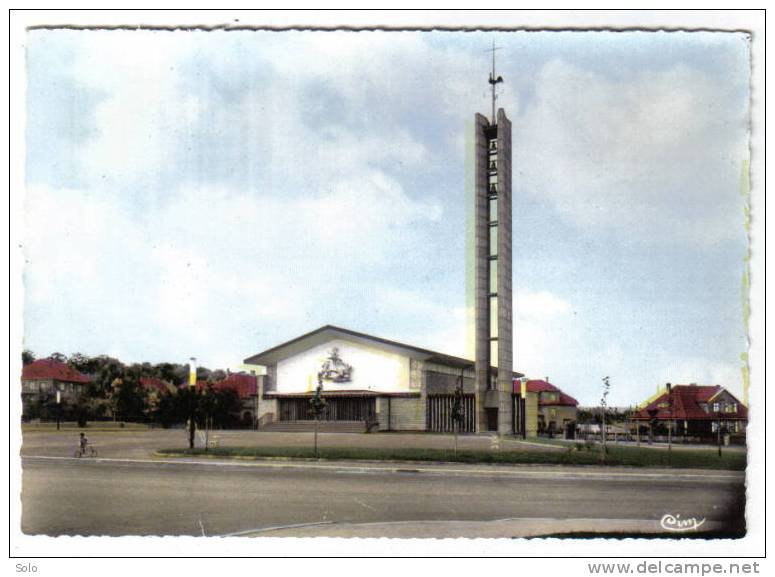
467, 47, 513, 435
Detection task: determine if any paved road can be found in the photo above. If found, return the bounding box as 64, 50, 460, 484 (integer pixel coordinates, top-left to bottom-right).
21, 455, 745, 538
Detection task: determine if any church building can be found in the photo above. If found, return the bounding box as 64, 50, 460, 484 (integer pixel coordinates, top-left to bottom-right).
244, 65, 557, 436
245, 324, 529, 434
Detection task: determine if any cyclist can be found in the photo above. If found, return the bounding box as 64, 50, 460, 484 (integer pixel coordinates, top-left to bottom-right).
79, 432, 89, 454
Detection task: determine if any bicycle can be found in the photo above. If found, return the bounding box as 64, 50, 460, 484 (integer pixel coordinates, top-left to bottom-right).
74, 445, 98, 458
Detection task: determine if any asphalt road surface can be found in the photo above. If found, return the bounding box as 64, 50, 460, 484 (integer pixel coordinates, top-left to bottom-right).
20, 455, 746, 538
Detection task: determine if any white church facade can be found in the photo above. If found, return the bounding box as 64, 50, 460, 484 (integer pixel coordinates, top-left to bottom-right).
244, 325, 532, 434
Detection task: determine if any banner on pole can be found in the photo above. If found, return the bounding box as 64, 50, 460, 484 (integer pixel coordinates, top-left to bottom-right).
189, 360, 196, 387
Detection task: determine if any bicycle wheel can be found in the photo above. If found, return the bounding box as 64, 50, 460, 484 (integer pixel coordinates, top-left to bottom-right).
90, 447, 97, 457
74, 449, 82, 458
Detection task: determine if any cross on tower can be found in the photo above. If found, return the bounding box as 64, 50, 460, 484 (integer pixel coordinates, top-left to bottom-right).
487, 42, 504, 124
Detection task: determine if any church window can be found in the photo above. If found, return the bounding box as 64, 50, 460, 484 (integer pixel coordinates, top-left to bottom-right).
489, 197, 498, 223
489, 297, 498, 338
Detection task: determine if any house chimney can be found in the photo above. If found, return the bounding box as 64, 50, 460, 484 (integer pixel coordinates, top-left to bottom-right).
545, 376, 549, 383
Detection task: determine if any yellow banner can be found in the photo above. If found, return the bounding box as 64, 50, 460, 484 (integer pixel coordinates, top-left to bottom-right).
189, 367, 196, 387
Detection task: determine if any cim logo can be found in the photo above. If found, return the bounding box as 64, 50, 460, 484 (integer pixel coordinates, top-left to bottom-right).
660, 513, 707, 532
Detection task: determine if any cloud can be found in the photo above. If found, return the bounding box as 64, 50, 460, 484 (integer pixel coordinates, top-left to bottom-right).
22, 31, 750, 405
516, 59, 749, 246
22, 171, 442, 367
513, 289, 578, 384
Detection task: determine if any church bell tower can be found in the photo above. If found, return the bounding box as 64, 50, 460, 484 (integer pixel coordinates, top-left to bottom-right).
467, 46, 513, 434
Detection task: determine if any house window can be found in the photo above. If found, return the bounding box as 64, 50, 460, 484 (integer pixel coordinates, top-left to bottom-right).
713, 402, 720, 412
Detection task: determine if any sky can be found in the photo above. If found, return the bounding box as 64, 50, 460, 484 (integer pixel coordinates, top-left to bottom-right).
23, 29, 751, 406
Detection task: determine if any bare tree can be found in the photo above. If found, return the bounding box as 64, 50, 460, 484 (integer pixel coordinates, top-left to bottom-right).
601, 376, 611, 462
451, 380, 464, 459
309, 373, 327, 459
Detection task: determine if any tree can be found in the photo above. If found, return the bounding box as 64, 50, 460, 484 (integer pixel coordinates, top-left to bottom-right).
309, 374, 328, 459
156, 390, 180, 428
143, 387, 161, 426
72, 393, 90, 427
153, 362, 184, 385
107, 377, 123, 421
209, 369, 228, 382
95, 357, 125, 396
212, 387, 242, 428
600, 376, 611, 462
47, 352, 67, 363
451, 381, 464, 459
68, 353, 99, 375
22, 350, 35, 365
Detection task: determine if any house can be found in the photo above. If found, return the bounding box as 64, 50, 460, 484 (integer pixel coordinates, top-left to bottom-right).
630, 383, 748, 441
182, 373, 259, 428
21, 359, 91, 418
514, 378, 578, 437
212, 372, 259, 427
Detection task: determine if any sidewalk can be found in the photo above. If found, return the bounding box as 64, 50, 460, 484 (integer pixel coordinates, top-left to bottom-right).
144, 453, 745, 482
233, 517, 730, 538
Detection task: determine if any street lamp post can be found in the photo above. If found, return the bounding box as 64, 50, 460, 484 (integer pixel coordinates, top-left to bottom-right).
666, 383, 672, 453
188, 357, 197, 450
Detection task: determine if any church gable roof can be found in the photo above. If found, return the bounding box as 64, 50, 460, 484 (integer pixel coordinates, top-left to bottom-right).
245, 325, 471, 369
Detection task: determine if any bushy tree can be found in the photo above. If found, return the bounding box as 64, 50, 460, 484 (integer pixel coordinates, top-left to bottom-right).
47, 352, 67, 363
156, 390, 181, 428
197, 384, 243, 429
23, 350, 242, 426
67, 353, 100, 375
22, 350, 35, 365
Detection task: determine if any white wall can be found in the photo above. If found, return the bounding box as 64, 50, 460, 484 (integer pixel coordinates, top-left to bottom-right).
275, 338, 411, 393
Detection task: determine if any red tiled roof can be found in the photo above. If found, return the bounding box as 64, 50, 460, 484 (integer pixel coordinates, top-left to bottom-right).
632, 385, 747, 421
213, 373, 257, 399
523, 379, 560, 393
512, 379, 578, 406
140, 377, 174, 394
555, 391, 579, 407
181, 373, 258, 399
21, 359, 91, 384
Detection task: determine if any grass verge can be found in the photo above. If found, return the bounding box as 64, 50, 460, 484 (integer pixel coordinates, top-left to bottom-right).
157, 444, 746, 470
22, 422, 151, 432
